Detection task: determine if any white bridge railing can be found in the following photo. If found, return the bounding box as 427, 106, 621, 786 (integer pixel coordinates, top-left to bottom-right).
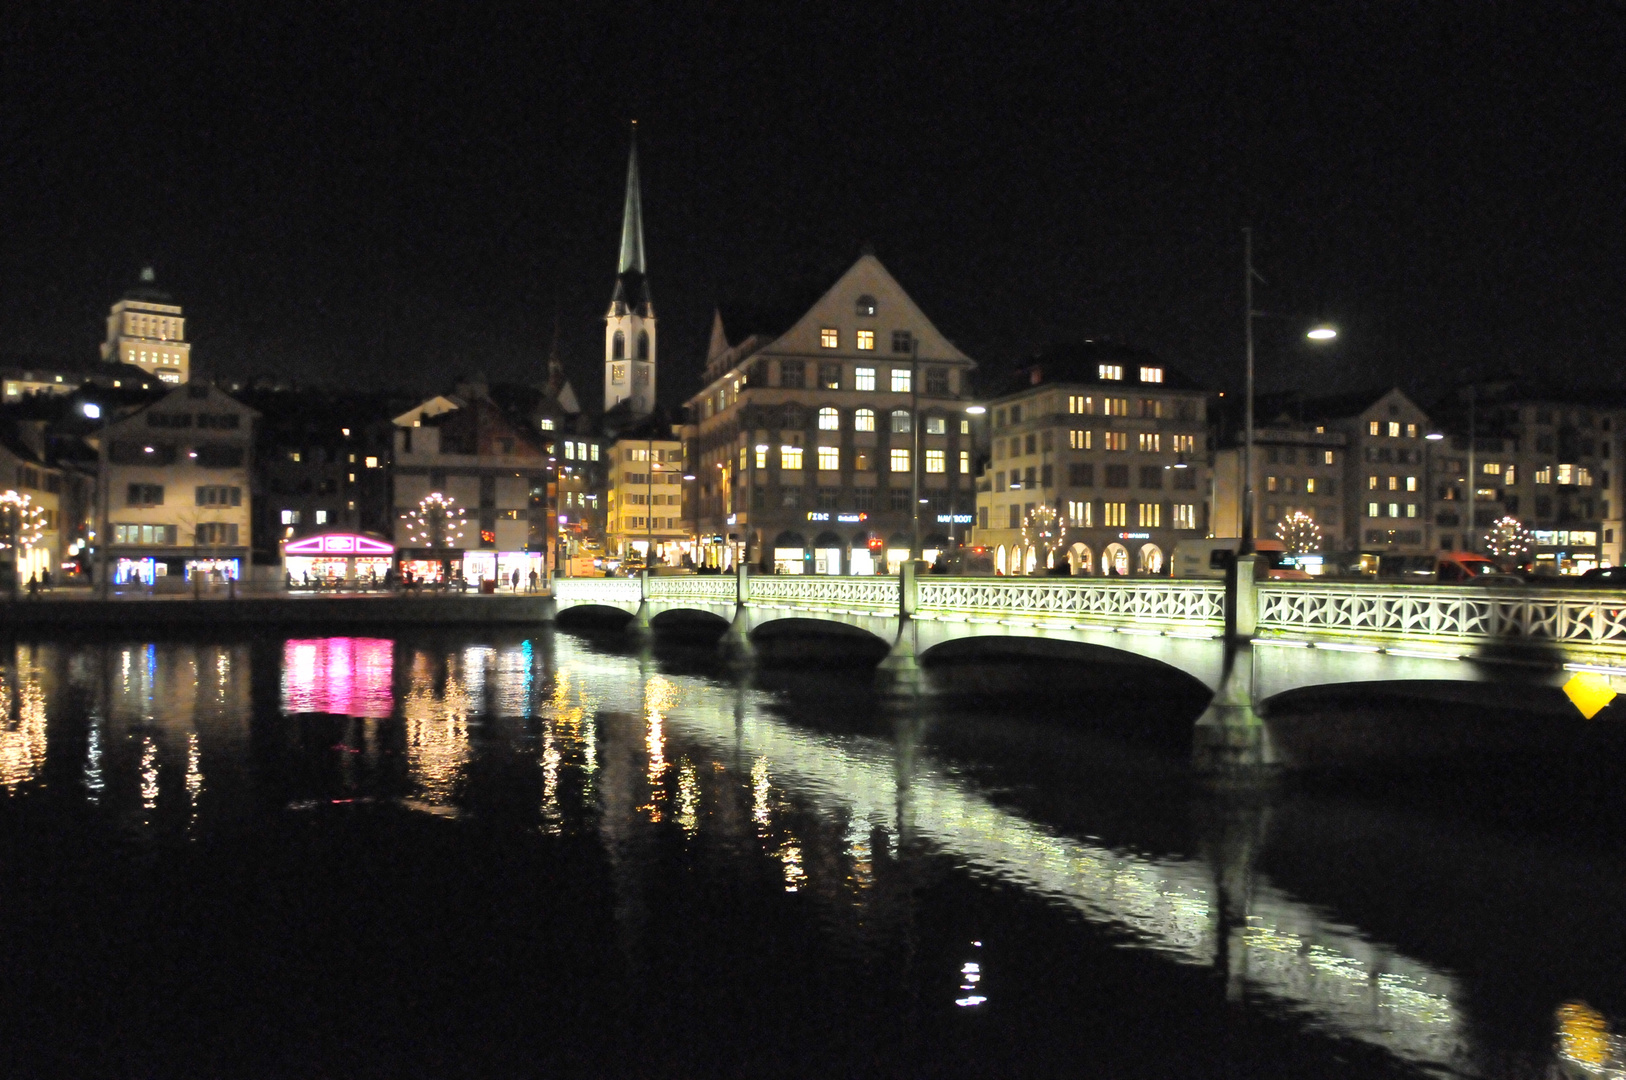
918, 578, 1225, 627
1258, 583, 1626, 646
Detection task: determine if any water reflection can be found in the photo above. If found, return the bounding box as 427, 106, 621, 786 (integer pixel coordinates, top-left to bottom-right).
0, 633, 1621, 1077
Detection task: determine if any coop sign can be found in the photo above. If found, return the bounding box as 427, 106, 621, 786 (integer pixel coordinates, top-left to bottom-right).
1117, 532, 1152, 540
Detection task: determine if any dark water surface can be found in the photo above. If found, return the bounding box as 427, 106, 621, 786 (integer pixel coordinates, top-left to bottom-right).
0, 629, 1622, 1078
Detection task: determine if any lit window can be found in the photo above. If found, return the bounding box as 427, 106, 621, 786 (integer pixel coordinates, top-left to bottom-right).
959, 450, 970, 473
1388, 421, 1401, 437
1267, 476, 1279, 492
820, 327, 839, 348
1406, 503, 1417, 518
1068, 500, 1091, 527
1103, 398, 1128, 416
887, 447, 913, 475
818, 446, 840, 471
854, 408, 876, 432
1388, 476, 1398, 491
1099, 365, 1123, 380
1369, 421, 1380, 436
1368, 475, 1377, 489
1138, 433, 1160, 452
1306, 478, 1317, 494
1103, 432, 1128, 451
855, 367, 876, 391
925, 449, 945, 474
856, 330, 875, 351
1069, 395, 1094, 414
855, 295, 877, 317
1558, 464, 1574, 484
818, 407, 839, 430
1535, 466, 1552, 484
540, 418, 555, 431
590, 444, 600, 461
891, 410, 912, 434
1138, 502, 1161, 527
926, 416, 945, 434
365, 456, 379, 468
1483, 462, 1501, 475
280, 510, 299, 525
1103, 502, 1127, 527
315, 510, 328, 525
1173, 434, 1196, 454
1578, 466, 1593, 486
960, 420, 970, 435
1368, 502, 1379, 517
1406, 476, 1417, 492
1389, 502, 1400, 517
891, 368, 912, 393
1406, 423, 1417, 438
1070, 430, 1090, 450
780, 446, 803, 470
755, 445, 768, 469
1174, 504, 1196, 530
1140, 367, 1163, 383
1324, 451, 1335, 465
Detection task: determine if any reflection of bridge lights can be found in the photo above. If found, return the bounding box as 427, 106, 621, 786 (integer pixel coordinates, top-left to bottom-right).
1557, 1001, 1619, 1070
140, 736, 159, 812
676, 758, 700, 836
752, 757, 772, 830
779, 840, 806, 892
186, 732, 203, 820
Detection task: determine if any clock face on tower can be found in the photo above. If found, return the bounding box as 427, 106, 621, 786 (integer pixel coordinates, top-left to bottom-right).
633, 368, 649, 389
612, 364, 626, 383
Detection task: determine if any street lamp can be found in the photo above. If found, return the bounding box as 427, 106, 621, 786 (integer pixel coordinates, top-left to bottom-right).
83, 399, 110, 597
1241, 227, 1339, 550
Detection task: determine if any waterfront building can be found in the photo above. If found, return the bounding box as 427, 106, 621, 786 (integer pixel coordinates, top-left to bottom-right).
685, 253, 978, 573
99, 382, 257, 583
604, 123, 655, 420
1430, 385, 1626, 573
0, 423, 70, 588
605, 413, 690, 567
973, 344, 1209, 576
1213, 388, 1434, 560
4, 354, 162, 402
391, 387, 550, 585
100, 268, 191, 385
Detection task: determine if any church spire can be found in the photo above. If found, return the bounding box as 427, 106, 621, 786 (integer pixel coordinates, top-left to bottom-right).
617, 121, 646, 275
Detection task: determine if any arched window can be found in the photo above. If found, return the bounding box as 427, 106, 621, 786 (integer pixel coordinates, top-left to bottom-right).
854, 408, 876, 432
612, 331, 625, 360
890, 409, 912, 434
856, 294, 878, 317
995, 545, 1007, 575
818, 407, 840, 430
637, 330, 650, 360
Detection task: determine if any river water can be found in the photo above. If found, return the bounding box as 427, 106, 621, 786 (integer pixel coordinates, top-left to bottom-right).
0, 628, 1622, 1078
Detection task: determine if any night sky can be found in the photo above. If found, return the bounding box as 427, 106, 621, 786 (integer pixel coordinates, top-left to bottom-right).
1, 3, 1621, 411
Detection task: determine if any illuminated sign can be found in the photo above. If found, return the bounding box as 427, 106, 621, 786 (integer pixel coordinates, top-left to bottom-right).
282, 533, 394, 556
936, 514, 973, 524
837, 512, 867, 523
1118, 532, 1151, 540
807, 512, 830, 521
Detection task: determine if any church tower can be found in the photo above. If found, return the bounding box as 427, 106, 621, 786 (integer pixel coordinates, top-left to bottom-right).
604, 122, 655, 417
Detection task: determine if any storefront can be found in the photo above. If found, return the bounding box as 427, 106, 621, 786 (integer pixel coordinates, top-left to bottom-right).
461, 550, 544, 588
283, 533, 394, 585
1532, 529, 1600, 575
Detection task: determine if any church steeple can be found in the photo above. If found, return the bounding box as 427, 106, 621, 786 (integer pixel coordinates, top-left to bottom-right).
604, 121, 656, 417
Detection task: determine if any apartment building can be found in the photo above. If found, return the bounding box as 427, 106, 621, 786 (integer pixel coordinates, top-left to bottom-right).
685, 253, 978, 574
605, 418, 690, 565
974, 344, 1209, 576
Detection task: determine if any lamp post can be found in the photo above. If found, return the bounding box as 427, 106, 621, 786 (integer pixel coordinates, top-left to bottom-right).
909, 338, 922, 562
1241, 227, 1338, 549
83, 400, 110, 598
1464, 386, 1478, 553
1425, 430, 1445, 551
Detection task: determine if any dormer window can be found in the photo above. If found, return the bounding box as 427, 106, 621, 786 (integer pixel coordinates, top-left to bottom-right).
1139, 366, 1163, 383
1099, 364, 1123, 380
855, 295, 878, 317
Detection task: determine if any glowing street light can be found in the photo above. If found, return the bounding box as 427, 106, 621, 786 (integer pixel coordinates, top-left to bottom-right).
1305, 325, 1338, 341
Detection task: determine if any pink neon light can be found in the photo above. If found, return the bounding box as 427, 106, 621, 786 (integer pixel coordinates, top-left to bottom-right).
283, 533, 394, 555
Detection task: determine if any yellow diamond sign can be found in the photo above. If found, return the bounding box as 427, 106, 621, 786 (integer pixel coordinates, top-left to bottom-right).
1564, 672, 1617, 720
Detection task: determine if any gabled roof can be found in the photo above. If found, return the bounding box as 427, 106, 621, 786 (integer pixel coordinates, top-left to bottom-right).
994, 341, 1205, 397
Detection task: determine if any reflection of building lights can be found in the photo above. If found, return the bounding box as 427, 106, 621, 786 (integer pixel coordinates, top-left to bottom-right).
282, 638, 395, 718
186, 732, 203, 821
402, 652, 474, 807
752, 757, 771, 830
0, 659, 48, 791
1558, 1001, 1617, 1069
140, 736, 159, 812
84, 721, 104, 803
540, 724, 561, 834
779, 840, 806, 892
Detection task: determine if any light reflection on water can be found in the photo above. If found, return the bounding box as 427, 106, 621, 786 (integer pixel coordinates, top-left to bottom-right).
0, 633, 1622, 1076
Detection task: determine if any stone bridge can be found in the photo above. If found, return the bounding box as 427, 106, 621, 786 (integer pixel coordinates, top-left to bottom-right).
551, 558, 1626, 769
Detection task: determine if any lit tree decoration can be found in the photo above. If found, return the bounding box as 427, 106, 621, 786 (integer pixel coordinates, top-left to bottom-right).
1275, 510, 1322, 554
0, 491, 46, 552
1485, 515, 1533, 565
1021, 504, 1068, 567
404, 492, 466, 548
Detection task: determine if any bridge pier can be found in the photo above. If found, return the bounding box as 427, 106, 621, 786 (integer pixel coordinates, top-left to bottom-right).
875, 562, 924, 698
719, 565, 755, 668
625, 570, 653, 643
1193, 556, 1277, 776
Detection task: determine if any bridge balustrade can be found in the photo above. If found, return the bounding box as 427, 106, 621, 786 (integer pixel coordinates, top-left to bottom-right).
918, 578, 1224, 628
1258, 582, 1626, 647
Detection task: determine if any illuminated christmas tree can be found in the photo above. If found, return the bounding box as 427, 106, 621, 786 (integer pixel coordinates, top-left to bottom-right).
404, 492, 466, 548
1275, 510, 1322, 554
1021, 504, 1068, 569
1484, 515, 1533, 566
0, 490, 45, 553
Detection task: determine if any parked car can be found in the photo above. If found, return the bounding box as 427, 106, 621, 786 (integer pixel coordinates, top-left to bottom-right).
1577, 565, 1626, 587
1436, 551, 1524, 586
1171, 539, 1312, 581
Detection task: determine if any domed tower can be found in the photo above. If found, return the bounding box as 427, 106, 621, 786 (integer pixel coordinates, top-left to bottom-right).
604, 122, 655, 418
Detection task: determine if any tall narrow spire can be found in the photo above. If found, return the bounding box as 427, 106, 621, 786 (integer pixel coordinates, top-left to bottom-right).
617, 121, 646, 275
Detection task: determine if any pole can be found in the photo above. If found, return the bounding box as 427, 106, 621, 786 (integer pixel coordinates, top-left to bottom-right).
646, 437, 653, 569
910, 339, 921, 561
97, 411, 110, 598
1465, 387, 1477, 553
1242, 227, 1256, 553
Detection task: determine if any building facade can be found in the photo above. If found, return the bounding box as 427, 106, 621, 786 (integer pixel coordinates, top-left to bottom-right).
99, 383, 256, 583
606, 428, 690, 566
686, 254, 978, 574
974, 345, 1209, 576
101, 268, 191, 385
391, 393, 550, 585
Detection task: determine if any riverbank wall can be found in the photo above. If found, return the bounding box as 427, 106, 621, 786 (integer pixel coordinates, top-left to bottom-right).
0, 594, 554, 629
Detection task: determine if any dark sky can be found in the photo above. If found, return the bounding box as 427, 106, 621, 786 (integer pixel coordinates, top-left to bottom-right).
1, 3, 1621, 411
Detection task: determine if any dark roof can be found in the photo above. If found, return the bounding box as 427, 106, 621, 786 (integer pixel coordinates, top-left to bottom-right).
994, 341, 1207, 397
1255, 388, 1397, 425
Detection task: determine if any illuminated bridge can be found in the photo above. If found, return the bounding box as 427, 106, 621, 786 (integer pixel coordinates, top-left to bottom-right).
551, 562, 1626, 769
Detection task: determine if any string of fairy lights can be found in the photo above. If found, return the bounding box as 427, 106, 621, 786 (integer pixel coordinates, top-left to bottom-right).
0, 491, 46, 552
1020, 504, 1067, 568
